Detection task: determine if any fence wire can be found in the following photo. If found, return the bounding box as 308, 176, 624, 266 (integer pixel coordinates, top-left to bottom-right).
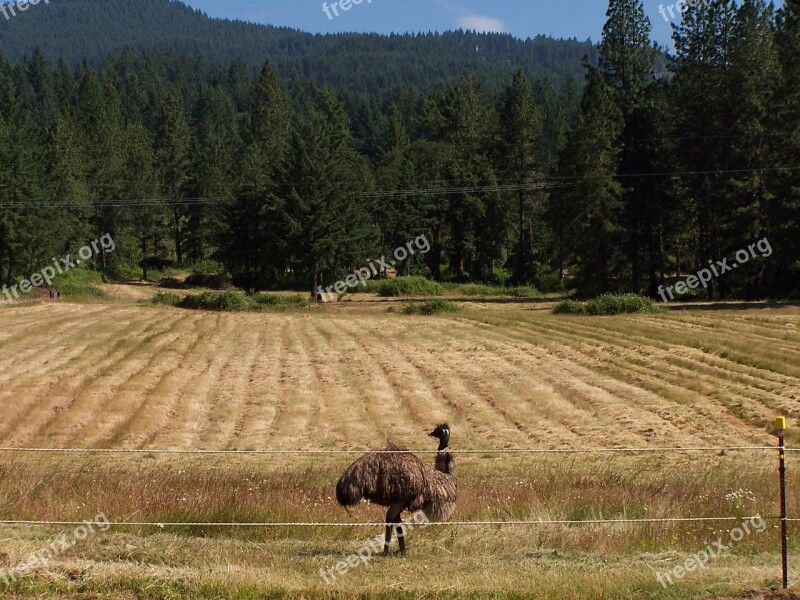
0, 516, 779, 528
0, 445, 778, 455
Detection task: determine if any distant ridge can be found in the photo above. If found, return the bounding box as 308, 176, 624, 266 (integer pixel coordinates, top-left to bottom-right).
0, 0, 596, 92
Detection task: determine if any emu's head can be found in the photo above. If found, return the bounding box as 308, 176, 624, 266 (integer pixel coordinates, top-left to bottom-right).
428, 423, 451, 450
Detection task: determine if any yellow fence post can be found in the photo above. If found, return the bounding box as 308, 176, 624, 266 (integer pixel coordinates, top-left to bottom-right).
777, 416, 789, 589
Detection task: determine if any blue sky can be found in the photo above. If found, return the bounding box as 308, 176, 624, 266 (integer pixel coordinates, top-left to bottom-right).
181, 1, 686, 48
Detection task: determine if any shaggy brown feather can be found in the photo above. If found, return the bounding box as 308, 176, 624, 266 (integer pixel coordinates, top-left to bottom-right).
336, 445, 457, 522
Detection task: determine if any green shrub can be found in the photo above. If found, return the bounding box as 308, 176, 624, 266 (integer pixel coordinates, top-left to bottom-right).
52, 268, 105, 299
186, 259, 225, 275
59, 282, 104, 298
157, 290, 310, 312
554, 293, 663, 315
507, 285, 539, 297
536, 269, 565, 293
249, 293, 310, 310
180, 290, 251, 312
104, 263, 142, 281
376, 277, 444, 297
552, 300, 586, 314
402, 299, 460, 315
146, 266, 182, 281
444, 283, 539, 297
54, 268, 105, 286
151, 291, 182, 307
348, 279, 383, 294
447, 284, 498, 296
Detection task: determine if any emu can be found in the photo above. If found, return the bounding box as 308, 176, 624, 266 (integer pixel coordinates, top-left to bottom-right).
335, 424, 457, 556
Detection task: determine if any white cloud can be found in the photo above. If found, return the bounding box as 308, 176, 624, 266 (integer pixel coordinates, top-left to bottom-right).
457, 15, 506, 33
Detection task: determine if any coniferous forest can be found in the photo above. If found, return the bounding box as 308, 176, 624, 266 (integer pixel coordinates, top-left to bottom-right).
0, 0, 798, 300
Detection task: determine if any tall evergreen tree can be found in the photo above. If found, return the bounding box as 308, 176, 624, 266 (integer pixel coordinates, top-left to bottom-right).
771, 0, 800, 295
599, 0, 660, 293
153, 91, 190, 264
419, 71, 501, 280
671, 0, 738, 299
121, 123, 164, 277
722, 0, 779, 297
560, 69, 625, 295
499, 69, 544, 284
283, 88, 375, 298
222, 63, 291, 289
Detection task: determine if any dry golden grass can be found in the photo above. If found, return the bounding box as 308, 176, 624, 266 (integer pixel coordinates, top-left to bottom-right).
0, 290, 798, 598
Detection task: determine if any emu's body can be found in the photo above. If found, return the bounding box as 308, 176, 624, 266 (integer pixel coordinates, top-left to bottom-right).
335, 424, 457, 555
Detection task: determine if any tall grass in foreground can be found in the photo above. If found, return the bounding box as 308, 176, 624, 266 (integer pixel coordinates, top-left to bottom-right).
0, 454, 791, 599
0, 453, 783, 553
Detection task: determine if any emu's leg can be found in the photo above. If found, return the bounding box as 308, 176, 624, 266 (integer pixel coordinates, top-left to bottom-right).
384, 503, 404, 556
383, 507, 394, 556
395, 514, 406, 556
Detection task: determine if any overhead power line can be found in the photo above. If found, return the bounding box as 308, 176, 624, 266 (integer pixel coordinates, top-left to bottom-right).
0, 164, 796, 209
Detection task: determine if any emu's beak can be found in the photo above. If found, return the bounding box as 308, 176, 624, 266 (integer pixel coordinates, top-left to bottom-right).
428, 429, 437, 437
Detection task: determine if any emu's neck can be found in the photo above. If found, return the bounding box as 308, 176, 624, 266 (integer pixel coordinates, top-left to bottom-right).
434, 449, 455, 475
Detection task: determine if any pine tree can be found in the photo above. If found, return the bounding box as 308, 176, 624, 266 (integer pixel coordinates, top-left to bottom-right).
771, 0, 800, 295
374, 104, 419, 268
53, 57, 76, 110
121, 123, 164, 278
44, 108, 91, 249
722, 0, 779, 297
499, 69, 543, 284
283, 88, 375, 298
561, 69, 625, 295
153, 91, 190, 265
671, 0, 738, 299
419, 71, 500, 280
185, 86, 237, 262
599, 0, 660, 293
222, 63, 291, 289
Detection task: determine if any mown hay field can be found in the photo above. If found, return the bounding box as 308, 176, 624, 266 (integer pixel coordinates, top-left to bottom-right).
0, 292, 799, 599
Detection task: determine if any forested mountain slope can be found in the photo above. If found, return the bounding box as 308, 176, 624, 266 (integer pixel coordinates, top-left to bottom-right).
0, 0, 596, 93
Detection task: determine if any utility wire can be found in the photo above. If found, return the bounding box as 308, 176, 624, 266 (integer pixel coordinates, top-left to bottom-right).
0, 164, 797, 208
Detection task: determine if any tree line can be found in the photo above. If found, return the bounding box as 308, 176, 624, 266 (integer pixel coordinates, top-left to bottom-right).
551, 0, 798, 299
0, 0, 597, 96
0, 0, 797, 300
